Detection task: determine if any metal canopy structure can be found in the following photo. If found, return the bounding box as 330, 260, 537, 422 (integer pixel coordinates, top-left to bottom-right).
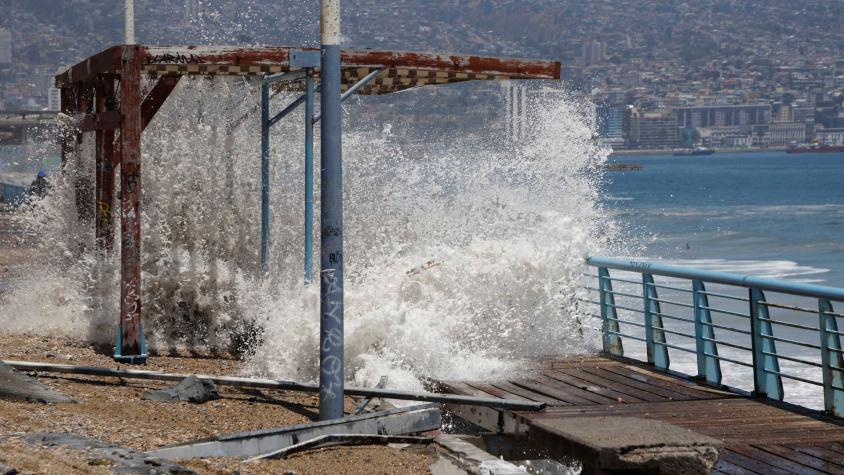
55, 44, 560, 366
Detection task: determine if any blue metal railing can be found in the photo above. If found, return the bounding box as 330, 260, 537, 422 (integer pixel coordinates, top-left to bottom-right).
583, 256, 844, 417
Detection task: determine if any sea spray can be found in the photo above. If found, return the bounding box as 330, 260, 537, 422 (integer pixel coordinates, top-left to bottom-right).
0, 78, 618, 390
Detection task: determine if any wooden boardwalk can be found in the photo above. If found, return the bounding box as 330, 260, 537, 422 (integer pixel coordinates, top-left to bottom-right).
440, 355, 844, 474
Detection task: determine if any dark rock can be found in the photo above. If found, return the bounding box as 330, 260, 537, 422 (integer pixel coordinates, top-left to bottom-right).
141, 376, 220, 404
0, 361, 74, 404
0, 463, 18, 475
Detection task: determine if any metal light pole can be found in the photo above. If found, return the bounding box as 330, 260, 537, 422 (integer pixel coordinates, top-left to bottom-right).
319, 0, 345, 421
125, 0, 135, 44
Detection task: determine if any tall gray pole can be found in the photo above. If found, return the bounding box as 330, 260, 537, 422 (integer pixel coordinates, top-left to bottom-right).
125, 0, 135, 44
319, 0, 345, 420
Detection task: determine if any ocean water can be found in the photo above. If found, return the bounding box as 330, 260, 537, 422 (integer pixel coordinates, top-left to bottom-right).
601, 151, 844, 409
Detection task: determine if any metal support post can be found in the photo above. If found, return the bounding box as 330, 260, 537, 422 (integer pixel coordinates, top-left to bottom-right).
260, 80, 270, 277
319, 0, 345, 421
749, 288, 782, 399
642, 274, 668, 369
819, 299, 844, 416
304, 69, 315, 285
692, 280, 721, 384
115, 45, 147, 364
598, 268, 622, 356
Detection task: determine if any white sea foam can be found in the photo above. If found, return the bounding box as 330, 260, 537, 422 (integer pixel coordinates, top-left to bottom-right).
0, 79, 614, 390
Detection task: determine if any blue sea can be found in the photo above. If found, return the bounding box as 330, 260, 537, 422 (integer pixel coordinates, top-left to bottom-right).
603, 151, 844, 288
601, 151, 844, 408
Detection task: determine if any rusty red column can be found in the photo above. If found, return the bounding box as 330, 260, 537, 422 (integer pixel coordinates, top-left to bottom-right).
116, 45, 146, 363
95, 79, 116, 253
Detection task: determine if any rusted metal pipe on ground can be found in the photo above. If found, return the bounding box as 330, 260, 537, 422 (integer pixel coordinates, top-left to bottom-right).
3, 360, 546, 411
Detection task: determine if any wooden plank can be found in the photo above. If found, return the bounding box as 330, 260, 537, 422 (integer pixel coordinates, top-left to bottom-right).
792, 445, 844, 468
509, 377, 611, 405
820, 441, 844, 455
488, 381, 568, 406
600, 364, 729, 400
556, 368, 670, 402
720, 449, 793, 475
729, 445, 828, 475
580, 366, 695, 401
713, 458, 761, 475
752, 445, 844, 475
466, 383, 533, 403
543, 370, 647, 403
439, 381, 499, 399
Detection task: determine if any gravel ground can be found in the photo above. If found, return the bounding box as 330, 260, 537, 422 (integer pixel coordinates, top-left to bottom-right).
0, 334, 436, 474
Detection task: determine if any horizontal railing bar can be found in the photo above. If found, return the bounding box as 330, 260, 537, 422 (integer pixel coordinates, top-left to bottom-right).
759, 333, 821, 350
757, 317, 818, 332
600, 289, 644, 300
652, 326, 696, 339
756, 301, 817, 314
761, 368, 823, 387
761, 351, 822, 368
586, 256, 844, 302
576, 298, 603, 307
582, 273, 600, 279
698, 290, 749, 302
822, 327, 844, 337
654, 312, 695, 324
610, 304, 646, 315
645, 282, 693, 293
605, 331, 647, 343
599, 276, 642, 286
700, 321, 751, 335
584, 313, 603, 320
606, 317, 647, 329
701, 337, 752, 352
700, 305, 749, 319
828, 347, 844, 355
703, 352, 754, 368
822, 310, 844, 318
653, 341, 697, 354
650, 297, 695, 309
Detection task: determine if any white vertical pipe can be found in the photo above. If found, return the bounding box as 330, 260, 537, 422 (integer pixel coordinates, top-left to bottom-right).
125, 0, 135, 44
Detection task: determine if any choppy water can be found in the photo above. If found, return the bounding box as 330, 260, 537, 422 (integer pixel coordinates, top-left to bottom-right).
0, 80, 614, 392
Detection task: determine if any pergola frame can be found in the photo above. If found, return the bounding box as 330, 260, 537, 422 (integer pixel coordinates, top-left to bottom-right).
56, 44, 560, 364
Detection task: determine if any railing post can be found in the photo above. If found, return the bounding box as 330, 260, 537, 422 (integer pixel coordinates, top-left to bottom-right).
642, 273, 668, 369
819, 299, 844, 416
598, 267, 623, 356
260, 79, 270, 277
693, 280, 722, 385
749, 288, 783, 400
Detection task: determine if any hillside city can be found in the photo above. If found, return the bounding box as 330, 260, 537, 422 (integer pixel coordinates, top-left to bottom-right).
1, 0, 844, 151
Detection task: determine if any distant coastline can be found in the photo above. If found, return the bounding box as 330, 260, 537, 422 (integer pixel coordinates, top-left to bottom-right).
610, 147, 789, 157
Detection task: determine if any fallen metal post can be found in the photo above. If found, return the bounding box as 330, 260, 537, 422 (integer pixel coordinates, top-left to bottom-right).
249, 434, 433, 460
3, 360, 546, 411
319, 0, 345, 421
312, 68, 382, 124
144, 404, 441, 460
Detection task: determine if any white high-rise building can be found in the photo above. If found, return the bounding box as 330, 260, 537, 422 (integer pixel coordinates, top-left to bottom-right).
0, 27, 12, 65
48, 87, 61, 111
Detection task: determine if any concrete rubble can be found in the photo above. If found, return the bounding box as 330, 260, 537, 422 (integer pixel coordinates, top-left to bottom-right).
141, 375, 220, 404
0, 361, 73, 404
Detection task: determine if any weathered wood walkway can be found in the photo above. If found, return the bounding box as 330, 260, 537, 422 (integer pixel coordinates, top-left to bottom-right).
440, 355, 844, 474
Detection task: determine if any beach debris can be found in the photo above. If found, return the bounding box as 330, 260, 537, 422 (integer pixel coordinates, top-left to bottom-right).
15, 433, 194, 474
144, 403, 442, 460
141, 375, 220, 404
0, 463, 17, 475
0, 361, 73, 404
248, 434, 433, 460
4, 360, 545, 411
352, 375, 388, 415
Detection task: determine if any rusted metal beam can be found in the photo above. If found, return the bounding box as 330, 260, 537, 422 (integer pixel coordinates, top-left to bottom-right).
55, 46, 122, 88
74, 83, 95, 233
116, 45, 146, 364
59, 87, 76, 169
140, 45, 560, 80
78, 111, 121, 132
95, 79, 116, 253
141, 75, 181, 131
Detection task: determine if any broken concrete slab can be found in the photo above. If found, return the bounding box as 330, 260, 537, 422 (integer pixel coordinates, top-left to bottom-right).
141, 375, 220, 404
0, 361, 73, 404
529, 417, 721, 475
435, 435, 528, 475
15, 433, 194, 474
